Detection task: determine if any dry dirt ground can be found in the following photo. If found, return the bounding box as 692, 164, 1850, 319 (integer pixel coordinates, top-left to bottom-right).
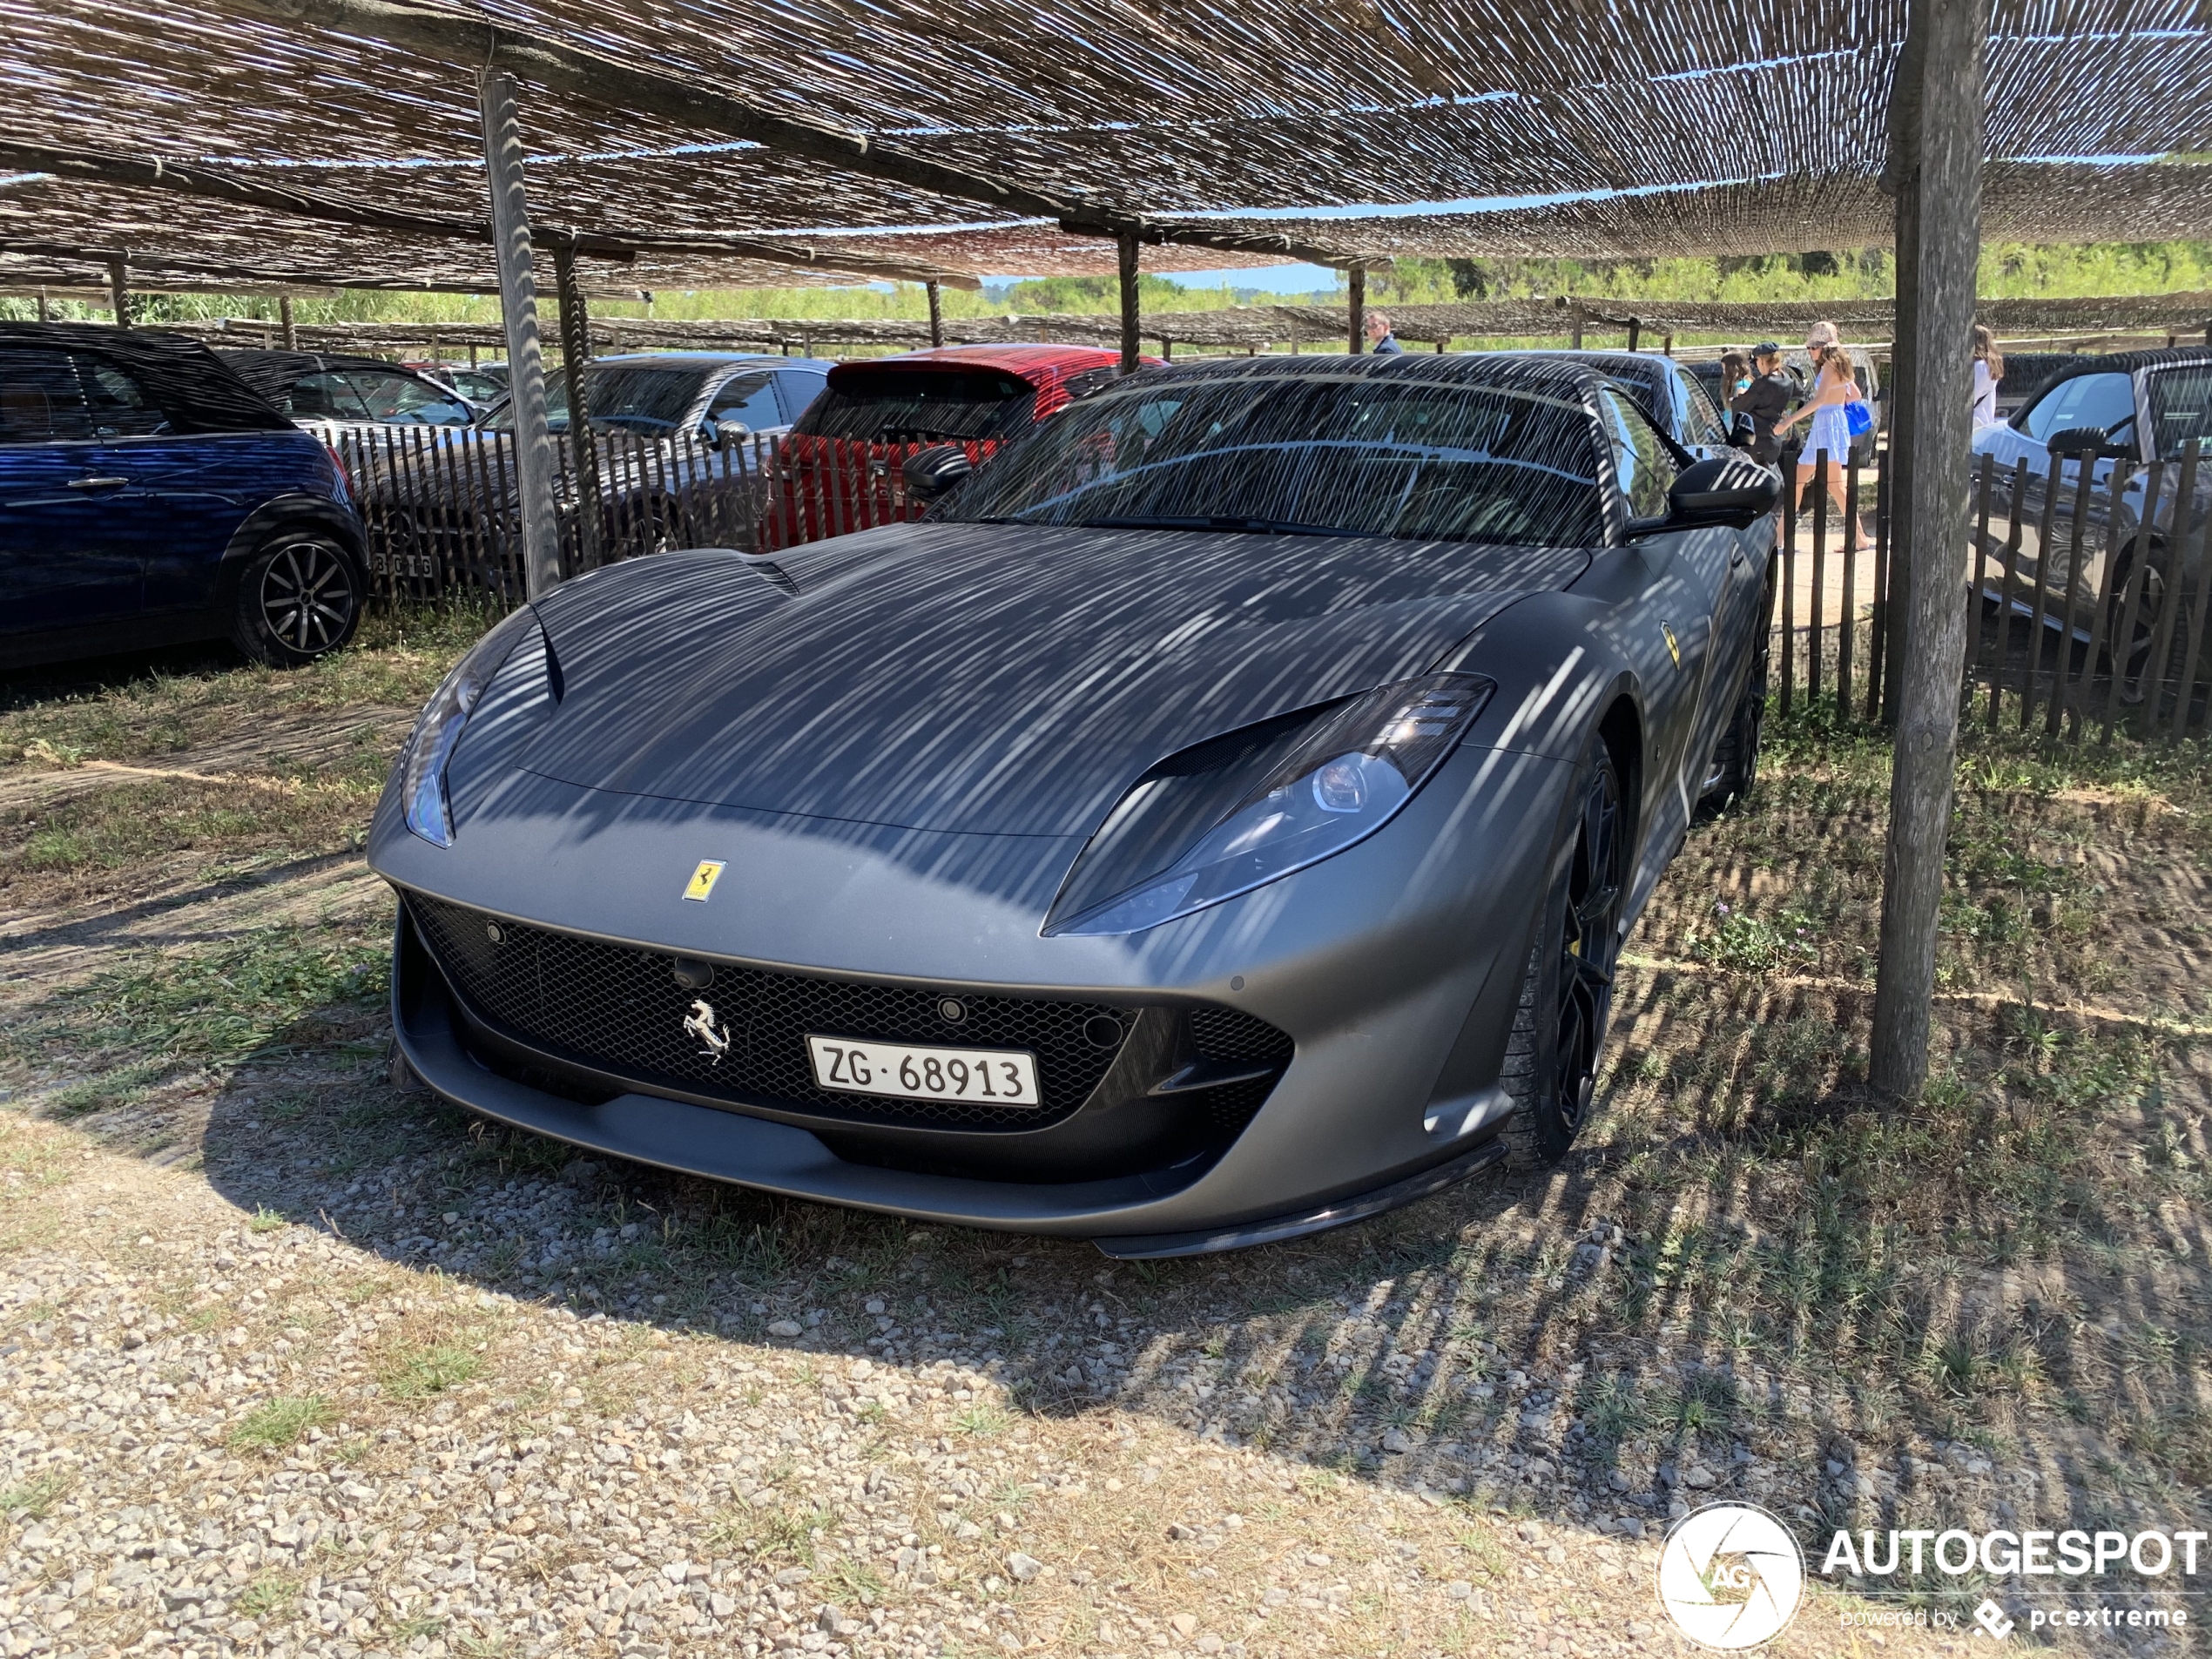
3, 623, 2211, 1659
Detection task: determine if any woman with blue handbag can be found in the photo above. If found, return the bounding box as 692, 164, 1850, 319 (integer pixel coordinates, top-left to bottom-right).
1777, 341, 1875, 551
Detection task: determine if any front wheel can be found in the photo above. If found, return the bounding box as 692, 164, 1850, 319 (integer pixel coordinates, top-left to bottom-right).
231, 529, 362, 666
1501, 740, 1629, 1168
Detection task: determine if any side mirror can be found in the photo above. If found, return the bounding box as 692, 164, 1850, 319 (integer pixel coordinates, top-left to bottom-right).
902, 443, 974, 501
704, 418, 750, 448
2044, 426, 2108, 458
1655, 454, 1781, 530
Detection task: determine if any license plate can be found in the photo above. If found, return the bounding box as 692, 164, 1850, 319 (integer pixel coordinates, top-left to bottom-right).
806, 1035, 1042, 1108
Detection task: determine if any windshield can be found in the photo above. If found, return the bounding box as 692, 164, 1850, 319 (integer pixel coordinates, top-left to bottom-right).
934, 368, 1608, 547
483, 363, 704, 434
793, 367, 1035, 443
2148, 365, 2212, 461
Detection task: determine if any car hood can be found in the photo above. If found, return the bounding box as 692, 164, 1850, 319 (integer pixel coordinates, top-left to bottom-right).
518, 523, 1588, 838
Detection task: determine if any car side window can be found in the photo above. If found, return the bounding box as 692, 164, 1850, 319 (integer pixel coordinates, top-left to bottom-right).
773, 372, 827, 424
707, 373, 783, 433
1673, 366, 1730, 447
2021, 372, 2135, 442
282, 373, 368, 422
1600, 387, 1678, 521
78, 357, 169, 438
347, 369, 471, 426
0, 348, 98, 443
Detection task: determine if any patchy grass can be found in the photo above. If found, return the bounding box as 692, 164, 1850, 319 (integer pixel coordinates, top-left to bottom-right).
227, 1396, 334, 1453
3, 919, 388, 1116
0, 602, 489, 772
0, 1470, 71, 1519
377, 1340, 488, 1399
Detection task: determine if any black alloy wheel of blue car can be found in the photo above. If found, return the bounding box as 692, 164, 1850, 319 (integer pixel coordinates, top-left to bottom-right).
1502, 740, 1628, 1167
233, 529, 363, 666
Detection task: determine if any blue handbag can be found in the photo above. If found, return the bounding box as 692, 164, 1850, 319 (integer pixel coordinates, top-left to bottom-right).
1844, 398, 1874, 437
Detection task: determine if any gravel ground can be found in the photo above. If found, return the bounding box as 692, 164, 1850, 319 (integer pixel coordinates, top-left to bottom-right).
0, 1048, 2000, 1659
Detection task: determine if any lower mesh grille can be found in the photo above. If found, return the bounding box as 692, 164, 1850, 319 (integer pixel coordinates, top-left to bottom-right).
407, 892, 1133, 1130
1190, 1006, 1297, 1066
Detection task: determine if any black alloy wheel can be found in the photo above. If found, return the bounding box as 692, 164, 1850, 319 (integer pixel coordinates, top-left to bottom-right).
233, 530, 363, 666
1502, 742, 1629, 1167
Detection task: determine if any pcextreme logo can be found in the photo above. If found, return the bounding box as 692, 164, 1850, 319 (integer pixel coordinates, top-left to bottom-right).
1656, 1503, 1807, 1649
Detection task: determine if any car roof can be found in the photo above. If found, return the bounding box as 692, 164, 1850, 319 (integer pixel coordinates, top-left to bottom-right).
1521, 349, 1674, 382
1105, 351, 1608, 399
588, 352, 833, 371
0, 323, 295, 433
859, 344, 1130, 383
2029, 348, 2212, 393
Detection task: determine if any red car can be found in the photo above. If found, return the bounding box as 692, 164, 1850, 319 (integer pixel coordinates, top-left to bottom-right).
758, 344, 1157, 550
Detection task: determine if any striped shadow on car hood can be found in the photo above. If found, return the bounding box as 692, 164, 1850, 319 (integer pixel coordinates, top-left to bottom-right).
523, 522, 1588, 839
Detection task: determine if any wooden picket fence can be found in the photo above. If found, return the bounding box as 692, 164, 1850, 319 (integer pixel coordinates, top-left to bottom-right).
326, 427, 927, 607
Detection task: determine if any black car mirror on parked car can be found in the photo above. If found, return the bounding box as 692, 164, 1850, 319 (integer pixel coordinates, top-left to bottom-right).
1637, 454, 1783, 533
2045, 425, 2134, 462
901, 443, 974, 501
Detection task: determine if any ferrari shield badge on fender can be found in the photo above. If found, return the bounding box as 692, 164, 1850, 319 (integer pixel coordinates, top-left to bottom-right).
683, 860, 726, 902
1662, 623, 1682, 667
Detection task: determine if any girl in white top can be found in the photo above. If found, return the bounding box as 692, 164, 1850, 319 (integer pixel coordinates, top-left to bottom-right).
1776, 342, 1874, 551
1971, 324, 2004, 426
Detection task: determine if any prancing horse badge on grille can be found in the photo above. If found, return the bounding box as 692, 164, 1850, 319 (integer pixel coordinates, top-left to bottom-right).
683, 998, 731, 1063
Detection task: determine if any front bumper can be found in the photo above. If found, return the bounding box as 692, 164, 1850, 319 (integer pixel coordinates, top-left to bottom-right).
378, 738, 1574, 1250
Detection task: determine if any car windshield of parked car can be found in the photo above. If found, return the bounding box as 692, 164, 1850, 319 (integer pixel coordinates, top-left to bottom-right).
794, 367, 1035, 443
934, 369, 1607, 547
2147, 366, 2212, 460
486, 363, 702, 435
2020, 371, 2136, 443
347, 369, 473, 427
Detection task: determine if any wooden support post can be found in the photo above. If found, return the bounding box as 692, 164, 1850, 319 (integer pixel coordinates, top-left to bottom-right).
552, 239, 603, 571
1569, 302, 1584, 349
1348, 265, 1366, 354
926, 280, 944, 348
1870, 0, 1986, 1102
1625, 317, 1642, 353
106, 256, 130, 328
279, 295, 296, 349
1662, 333, 1675, 357
1117, 233, 1140, 374
477, 67, 562, 601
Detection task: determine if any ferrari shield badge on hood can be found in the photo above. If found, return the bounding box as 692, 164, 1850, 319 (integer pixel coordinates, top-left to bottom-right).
683, 860, 726, 901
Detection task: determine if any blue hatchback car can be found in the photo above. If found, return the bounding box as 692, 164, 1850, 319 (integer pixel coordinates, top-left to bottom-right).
0, 323, 366, 671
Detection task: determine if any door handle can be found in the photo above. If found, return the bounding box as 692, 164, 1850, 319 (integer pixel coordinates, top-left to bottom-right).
66, 475, 130, 489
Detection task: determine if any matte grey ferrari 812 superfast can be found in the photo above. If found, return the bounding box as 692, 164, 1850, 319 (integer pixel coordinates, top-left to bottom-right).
370, 354, 1779, 1256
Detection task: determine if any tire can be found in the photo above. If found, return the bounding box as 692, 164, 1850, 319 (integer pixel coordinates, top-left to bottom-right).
1501, 738, 1630, 1169
230, 527, 363, 666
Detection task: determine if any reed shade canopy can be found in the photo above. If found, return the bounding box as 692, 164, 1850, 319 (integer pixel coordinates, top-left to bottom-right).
3, 0, 2211, 298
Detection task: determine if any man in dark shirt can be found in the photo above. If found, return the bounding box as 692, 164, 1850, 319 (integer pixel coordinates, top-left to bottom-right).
1363, 312, 1404, 355
1730, 342, 1794, 466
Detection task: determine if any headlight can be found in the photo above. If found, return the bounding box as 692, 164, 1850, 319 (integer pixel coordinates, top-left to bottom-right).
1044, 673, 1494, 936
399, 605, 546, 847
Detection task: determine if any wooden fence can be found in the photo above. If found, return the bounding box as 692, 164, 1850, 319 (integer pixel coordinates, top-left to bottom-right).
333, 427, 2211, 746
327, 427, 926, 605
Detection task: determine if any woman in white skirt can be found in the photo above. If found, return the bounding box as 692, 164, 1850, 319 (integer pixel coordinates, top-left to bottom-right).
1776, 343, 1872, 551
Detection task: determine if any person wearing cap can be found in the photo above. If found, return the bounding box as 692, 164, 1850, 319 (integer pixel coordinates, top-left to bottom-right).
1729, 342, 1795, 467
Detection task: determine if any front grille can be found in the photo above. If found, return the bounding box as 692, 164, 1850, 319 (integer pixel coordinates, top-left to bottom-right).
407, 893, 1133, 1130
1190, 1005, 1297, 1066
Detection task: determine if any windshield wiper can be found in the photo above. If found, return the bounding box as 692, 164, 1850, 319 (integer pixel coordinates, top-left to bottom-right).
1076, 514, 1361, 538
